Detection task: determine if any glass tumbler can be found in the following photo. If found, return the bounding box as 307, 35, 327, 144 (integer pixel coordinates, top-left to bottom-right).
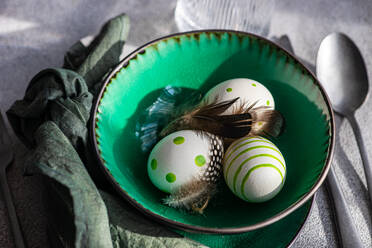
175, 0, 276, 37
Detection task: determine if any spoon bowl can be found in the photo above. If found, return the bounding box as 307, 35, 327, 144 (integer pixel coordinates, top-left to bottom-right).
316, 32, 369, 115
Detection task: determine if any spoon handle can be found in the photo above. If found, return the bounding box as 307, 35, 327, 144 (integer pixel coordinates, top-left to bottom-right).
348, 113, 372, 203
326, 166, 364, 248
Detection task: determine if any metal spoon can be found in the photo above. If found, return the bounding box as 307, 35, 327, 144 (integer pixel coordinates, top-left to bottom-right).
317, 32, 367, 248
317, 32, 372, 201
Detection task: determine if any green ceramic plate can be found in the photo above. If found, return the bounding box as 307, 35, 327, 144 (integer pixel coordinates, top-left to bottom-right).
179, 196, 314, 248
92, 30, 334, 233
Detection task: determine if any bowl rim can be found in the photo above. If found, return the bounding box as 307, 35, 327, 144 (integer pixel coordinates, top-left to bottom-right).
91, 29, 335, 234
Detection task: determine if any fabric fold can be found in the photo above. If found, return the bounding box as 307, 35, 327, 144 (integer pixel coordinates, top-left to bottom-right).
7, 13, 205, 248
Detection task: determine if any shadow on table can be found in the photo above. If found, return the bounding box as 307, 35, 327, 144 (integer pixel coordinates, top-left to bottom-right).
315, 186, 338, 247
334, 115, 372, 222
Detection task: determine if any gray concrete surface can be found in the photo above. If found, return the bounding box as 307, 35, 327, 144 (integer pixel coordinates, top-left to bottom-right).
0, 0, 371, 247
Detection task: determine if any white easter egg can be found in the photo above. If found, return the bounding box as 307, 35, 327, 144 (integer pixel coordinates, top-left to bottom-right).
148, 130, 223, 193
223, 136, 286, 202
204, 78, 275, 114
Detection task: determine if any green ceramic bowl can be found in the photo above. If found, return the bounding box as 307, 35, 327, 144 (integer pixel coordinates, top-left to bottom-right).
92, 30, 335, 234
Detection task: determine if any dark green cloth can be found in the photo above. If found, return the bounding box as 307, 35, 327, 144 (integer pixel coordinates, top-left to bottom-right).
7, 14, 205, 248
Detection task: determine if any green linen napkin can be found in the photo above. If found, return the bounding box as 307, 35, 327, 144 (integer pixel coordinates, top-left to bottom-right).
7, 14, 204, 248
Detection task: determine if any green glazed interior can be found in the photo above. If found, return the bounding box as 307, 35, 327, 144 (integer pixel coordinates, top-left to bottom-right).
95, 31, 332, 231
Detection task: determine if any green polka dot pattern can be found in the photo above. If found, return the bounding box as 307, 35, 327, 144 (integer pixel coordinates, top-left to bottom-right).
166, 173, 176, 183
226, 88, 232, 92
266, 100, 270, 106
252, 83, 256, 87
150, 159, 157, 170
173, 136, 185, 145
195, 155, 206, 167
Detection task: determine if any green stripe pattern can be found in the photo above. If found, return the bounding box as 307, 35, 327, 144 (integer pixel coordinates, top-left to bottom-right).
223, 136, 286, 201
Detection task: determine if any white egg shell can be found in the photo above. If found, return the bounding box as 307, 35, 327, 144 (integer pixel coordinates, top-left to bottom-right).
204, 78, 275, 114
223, 136, 286, 202
147, 130, 212, 193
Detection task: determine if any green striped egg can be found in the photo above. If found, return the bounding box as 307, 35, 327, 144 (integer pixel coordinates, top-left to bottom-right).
223, 136, 286, 202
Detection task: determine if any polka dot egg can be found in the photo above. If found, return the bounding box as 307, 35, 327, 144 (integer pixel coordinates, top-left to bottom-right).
223, 136, 286, 202
204, 78, 275, 114
148, 130, 223, 193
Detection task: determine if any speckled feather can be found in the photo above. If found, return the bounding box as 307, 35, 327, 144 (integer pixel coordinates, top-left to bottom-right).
163, 133, 224, 214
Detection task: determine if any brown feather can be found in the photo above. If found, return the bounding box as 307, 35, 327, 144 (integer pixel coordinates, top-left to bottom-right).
160, 97, 253, 138
198, 96, 240, 115
160, 97, 284, 140
249, 107, 284, 137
